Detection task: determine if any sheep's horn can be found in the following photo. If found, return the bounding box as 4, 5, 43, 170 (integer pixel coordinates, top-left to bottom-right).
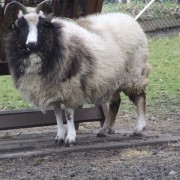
4, 0, 28, 15
36, 0, 52, 14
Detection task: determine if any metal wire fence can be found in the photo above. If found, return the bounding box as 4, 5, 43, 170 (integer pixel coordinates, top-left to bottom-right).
103, 0, 180, 32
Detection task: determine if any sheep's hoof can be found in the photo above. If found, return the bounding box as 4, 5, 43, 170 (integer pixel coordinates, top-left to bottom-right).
65, 141, 75, 147
108, 129, 115, 134
97, 128, 115, 137
132, 126, 146, 137
55, 134, 65, 144
134, 123, 146, 134
65, 136, 76, 147
55, 139, 64, 144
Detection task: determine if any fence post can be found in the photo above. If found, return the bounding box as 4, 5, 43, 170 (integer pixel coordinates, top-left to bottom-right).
135, 0, 156, 20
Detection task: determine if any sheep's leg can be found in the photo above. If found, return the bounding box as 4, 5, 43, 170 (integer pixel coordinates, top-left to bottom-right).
129, 91, 146, 135
65, 108, 76, 146
97, 90, 121, 137
53, 104, 66, 144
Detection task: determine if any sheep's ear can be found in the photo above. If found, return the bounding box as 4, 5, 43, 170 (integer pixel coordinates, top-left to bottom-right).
8, 22, 17, 31
40, 3, 54, 19
39, 10, 53, 20
45, 12, 54, 20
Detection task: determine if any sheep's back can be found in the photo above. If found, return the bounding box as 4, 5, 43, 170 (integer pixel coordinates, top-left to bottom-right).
76, 13, 150, 97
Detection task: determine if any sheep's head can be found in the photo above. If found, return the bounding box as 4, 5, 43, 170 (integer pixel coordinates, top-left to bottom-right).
4, 0, 54, 52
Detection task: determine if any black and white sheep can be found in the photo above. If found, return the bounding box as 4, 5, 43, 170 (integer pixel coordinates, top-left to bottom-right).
4, 0, 151, 146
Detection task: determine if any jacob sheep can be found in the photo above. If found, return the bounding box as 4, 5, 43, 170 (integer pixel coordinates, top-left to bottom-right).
4, 0, 151, 146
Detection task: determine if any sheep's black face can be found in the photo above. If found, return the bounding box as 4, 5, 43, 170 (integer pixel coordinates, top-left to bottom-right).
16, 17, 29, 46
6, 10, 65, 84
14, 13, 53, 52
37, 17, 53, 48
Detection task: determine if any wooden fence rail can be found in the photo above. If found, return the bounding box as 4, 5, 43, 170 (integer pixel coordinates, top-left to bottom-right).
0, 105, 107, 130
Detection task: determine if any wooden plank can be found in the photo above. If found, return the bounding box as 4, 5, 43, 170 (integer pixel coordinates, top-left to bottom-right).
73, 0, 79, 18
84, 0, 103, 16
62, 0, 68, 16
0, 106, 105, 130
0, 61, 9, 75
96, 0, 104, 13
85, 0, 97, 15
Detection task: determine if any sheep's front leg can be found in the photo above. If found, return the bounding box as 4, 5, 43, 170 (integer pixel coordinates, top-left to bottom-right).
54, 104, 66, 144
65, 108, 76, 146
97, 90, 121, 137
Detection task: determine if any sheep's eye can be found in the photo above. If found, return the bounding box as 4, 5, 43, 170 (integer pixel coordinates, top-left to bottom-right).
17, 18, 28, 29
44, 21, 52, 28
38, 17, 52, 29
45, 22, 49, 27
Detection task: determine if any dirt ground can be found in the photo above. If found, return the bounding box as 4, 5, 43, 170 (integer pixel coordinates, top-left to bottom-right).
0, 109, 179, 179
0, 141, 179, 180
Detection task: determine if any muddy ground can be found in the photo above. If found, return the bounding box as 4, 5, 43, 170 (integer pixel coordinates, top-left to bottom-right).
0, 109, 179, 179
0, 141, 179, 180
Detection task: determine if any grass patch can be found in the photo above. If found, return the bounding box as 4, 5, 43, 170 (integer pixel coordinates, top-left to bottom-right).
0, 76, 30, 110
147, 35, 180, 114
0, 35, 179, 113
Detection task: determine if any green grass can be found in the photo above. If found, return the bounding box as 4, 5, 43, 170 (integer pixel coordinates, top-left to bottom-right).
0, 76, 30, 110
0, 36, 179, 112
146, 36, 180, 114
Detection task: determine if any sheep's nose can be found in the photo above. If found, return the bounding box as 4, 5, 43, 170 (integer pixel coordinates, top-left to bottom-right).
26, 42, 37, 51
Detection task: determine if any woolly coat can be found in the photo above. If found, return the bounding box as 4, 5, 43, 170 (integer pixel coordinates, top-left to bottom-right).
5, 13, 151, 109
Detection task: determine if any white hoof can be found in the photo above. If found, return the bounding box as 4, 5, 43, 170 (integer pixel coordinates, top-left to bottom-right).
134, 121, 146, 134
65, 132, 76, 146
55, 131, 65, 144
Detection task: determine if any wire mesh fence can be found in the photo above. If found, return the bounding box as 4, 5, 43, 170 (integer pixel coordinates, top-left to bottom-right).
103, 0, 180, 32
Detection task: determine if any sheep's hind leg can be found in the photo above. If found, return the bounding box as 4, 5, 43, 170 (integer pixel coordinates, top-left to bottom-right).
129, 91, 146, 136
65, 108, 76, 146
97, 90, 121, 137
54, 104, 66, 144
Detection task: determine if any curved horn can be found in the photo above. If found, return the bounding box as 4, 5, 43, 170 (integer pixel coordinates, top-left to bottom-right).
4, 1, 28, 15
36, 0, 52, 14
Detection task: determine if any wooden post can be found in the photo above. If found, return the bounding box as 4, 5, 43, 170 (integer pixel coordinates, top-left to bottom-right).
85, 0, 103, 15
62, 0, 68, 16
73, 0, 79, 18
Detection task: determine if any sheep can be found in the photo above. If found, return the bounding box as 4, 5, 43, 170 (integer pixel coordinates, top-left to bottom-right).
4, 0, 151, 146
